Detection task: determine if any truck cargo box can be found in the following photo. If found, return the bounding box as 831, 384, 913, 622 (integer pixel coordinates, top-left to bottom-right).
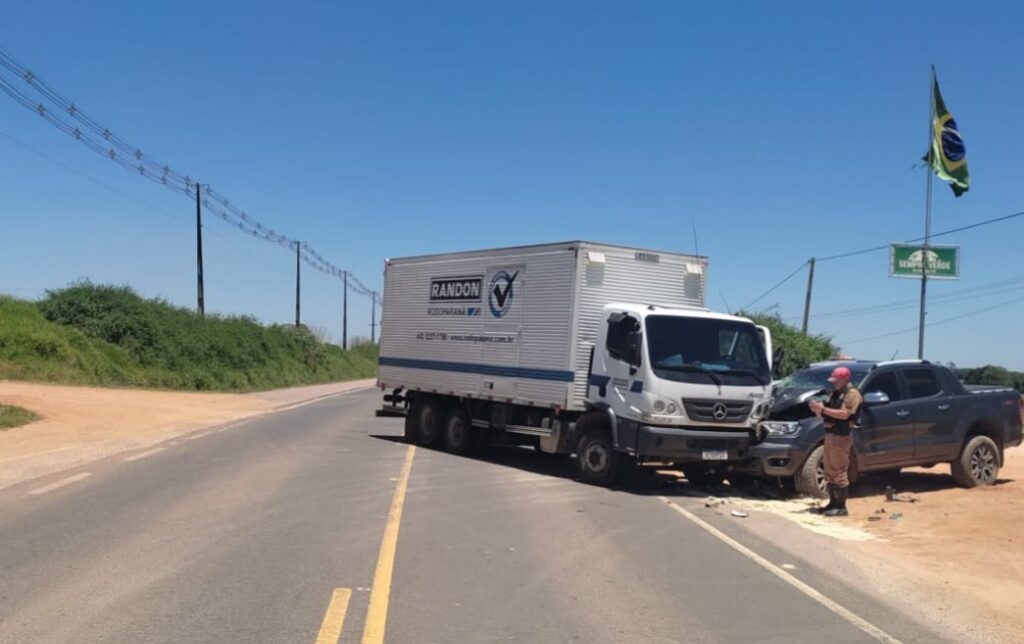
378, 241, 707, 411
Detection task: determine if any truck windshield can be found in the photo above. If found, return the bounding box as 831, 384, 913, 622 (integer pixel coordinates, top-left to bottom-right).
645, 315, 770, 386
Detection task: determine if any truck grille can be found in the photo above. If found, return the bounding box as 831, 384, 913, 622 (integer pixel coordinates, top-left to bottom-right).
683, 399, 753, 423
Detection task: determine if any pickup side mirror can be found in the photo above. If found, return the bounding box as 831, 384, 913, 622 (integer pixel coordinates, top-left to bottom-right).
863, 391, 890, 407
772, 347, 785, 377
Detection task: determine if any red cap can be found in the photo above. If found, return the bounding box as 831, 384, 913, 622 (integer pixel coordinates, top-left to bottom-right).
828, 366, 852, 383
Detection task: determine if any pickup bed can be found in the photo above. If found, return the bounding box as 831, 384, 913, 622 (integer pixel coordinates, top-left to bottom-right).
736, 360, 1024, 497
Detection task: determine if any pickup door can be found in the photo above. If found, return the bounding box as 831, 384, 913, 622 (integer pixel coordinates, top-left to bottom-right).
855, 369, 916, 468
900, 366, 958, 463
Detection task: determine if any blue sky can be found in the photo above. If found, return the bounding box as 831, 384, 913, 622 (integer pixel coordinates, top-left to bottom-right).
1, 1, 1022, 367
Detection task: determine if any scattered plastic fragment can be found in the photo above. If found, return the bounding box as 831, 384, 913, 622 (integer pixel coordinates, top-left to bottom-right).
731, 509, 749, 518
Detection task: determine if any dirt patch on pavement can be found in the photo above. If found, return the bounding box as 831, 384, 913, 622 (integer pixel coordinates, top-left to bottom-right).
840, 450, 1024, 643
0, 379, 374, 491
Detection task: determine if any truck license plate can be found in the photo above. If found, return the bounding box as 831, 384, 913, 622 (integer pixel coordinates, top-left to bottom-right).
702, 449, 728, 461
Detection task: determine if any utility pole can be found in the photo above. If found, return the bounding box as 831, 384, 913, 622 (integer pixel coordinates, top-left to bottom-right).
918, 66, 936, 360
295, 241, 301, 327
370, 291, 377, 343
195, 184, 205, 317
342, 271, 349, 349
801, 257, 816, 334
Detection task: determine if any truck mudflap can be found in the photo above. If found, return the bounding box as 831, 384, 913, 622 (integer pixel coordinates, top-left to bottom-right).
635, 425, 751, 463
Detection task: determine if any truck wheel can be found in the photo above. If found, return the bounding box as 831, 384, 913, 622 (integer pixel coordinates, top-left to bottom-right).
443, 408, 474, 455
403, 406, 420, 444
417, 398, 444, 448
952, 435, 1000, 488
681, 464, 726, 487
795, 445, 828, 499
576, 427, 620, 486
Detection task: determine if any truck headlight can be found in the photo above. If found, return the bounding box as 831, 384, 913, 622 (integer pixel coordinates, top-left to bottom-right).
761, 421, 801, 437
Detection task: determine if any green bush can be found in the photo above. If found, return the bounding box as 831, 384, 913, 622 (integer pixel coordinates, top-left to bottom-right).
0, 283, 377, 392
0, 404, 40, 430
741, 311, 839, 378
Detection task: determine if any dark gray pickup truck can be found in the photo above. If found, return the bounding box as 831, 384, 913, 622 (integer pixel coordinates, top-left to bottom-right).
735, 360, 1024, 497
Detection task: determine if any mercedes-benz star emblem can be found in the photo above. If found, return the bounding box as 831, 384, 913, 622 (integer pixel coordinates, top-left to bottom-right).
712, 402, 728, 421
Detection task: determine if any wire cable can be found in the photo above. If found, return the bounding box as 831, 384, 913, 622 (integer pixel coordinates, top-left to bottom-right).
739, 261, 807, 311
0, 46, 379, 303
839, 294, 1024, 345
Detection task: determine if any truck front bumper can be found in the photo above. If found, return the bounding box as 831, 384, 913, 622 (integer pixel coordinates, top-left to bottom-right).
635, 425, 751, 463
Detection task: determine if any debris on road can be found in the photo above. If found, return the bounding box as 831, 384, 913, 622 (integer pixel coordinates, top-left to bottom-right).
730, 509, 749, 518
890, 513, 903, 521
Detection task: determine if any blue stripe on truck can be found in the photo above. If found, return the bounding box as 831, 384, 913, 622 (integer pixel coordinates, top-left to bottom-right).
379, 357, 576, 382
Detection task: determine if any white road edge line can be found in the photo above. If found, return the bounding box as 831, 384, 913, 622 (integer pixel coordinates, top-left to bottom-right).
659, 497, 902, 644
123, 447, 165, 462
28, 472, 93, 496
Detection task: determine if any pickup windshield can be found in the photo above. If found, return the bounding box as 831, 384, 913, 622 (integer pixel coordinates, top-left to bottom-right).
776, 365, 871, 390
645, 315, 770, 386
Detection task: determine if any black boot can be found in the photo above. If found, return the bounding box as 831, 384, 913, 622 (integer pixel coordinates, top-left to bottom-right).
823, 486, 849, 517
811, 484, 835, 514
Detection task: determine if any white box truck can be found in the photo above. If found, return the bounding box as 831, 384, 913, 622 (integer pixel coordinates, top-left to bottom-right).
377, 241, 777, 485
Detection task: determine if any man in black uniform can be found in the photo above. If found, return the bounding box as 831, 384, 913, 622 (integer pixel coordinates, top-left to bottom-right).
808, 366, 863, 517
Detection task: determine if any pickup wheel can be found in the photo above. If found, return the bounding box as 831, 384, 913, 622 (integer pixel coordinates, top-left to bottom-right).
416, 398, 445, 448
443, 408, 474, 455
576, 425, 621, 486
952, 435, 1000, 488
795, 445, 828, 499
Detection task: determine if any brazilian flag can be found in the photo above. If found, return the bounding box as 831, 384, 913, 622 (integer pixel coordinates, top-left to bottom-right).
927, 74, 970, 196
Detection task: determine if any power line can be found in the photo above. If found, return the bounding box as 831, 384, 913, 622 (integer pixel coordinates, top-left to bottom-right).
789, 276, 1024, 321
839, 294, 1024, 346
818, 209, 1024, 263
739, 261, 807, 311
0, 45, 379, 304
0, 127, 273, 264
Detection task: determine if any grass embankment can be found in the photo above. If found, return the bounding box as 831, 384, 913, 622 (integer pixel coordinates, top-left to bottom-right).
0, 283, 377, 392
0, 404, 40, 430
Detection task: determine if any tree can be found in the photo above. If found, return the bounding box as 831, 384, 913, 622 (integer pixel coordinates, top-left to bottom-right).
741, 312, 839, 378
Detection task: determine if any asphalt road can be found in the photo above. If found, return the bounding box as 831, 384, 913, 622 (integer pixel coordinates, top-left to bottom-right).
0, 389, 945, 643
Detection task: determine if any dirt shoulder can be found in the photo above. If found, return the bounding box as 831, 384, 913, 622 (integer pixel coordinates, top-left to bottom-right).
841, 450, 1024, 644
0, 379, 375, 491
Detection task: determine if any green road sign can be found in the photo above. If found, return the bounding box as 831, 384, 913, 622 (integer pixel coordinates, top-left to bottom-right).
889, 243, 960, 280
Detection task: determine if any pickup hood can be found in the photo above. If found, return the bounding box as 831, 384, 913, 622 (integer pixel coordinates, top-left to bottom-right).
768, 386, 825, 421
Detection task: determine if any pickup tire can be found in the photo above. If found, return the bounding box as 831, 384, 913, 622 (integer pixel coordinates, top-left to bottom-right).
416, 398, 445, 448
952, 435, 1000, 488
443, 408, 474, 455
795, 445, 828, 499
576, 424, 622, 486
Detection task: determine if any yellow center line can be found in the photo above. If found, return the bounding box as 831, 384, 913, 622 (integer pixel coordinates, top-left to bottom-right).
361, 444, 416, 644
315, 588, 352, 644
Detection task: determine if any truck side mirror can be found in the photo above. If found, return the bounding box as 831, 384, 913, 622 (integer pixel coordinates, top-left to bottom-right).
863, 391, 890, 406
626, 331, 643, 369
772, 347, 785, 377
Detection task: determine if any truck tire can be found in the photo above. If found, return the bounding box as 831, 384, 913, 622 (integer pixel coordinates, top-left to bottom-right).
576, 426, 621, 486
795, 445, 828, 499
403, 406, 419, 444
416, 398, 444, 448
443, 408, 474, 455
951, 435, 1000, 488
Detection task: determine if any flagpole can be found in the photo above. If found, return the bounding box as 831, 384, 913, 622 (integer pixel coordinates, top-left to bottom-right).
918, 65, 936, 360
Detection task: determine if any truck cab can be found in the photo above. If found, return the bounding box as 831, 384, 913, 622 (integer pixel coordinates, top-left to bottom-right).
577, 303, 773, 484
